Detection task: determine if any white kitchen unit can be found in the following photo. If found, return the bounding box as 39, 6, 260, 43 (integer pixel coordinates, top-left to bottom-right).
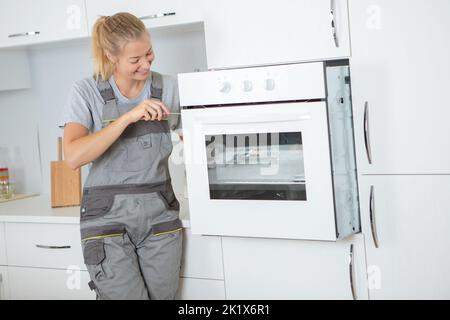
0, 222, 6, 265
177, 278, 225, 300
85, 0, 204, 35
349, 0, 450, 174
0, 266, 10, 300
0, 0, 88, 48
5, 222, 86, 271
222, 234, 368, 300
181, 229, 224, 280
0, 50, 31, 91
0, 195, 226, 300
7, 267, 94, 300
203, 0, 351, 69
359, 175, 450, 299
177, 228, 226, 300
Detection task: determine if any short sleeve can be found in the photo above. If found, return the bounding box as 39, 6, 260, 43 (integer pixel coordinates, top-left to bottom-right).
58, 81, 94, 131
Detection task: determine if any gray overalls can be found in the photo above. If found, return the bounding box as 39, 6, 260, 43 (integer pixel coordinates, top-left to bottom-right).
79, 72, 182, 300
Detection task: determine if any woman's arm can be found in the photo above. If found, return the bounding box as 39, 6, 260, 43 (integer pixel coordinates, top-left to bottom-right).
63, 99, 170, 170
63, 113, 131, 170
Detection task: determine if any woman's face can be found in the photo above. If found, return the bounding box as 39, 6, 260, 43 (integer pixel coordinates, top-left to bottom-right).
111, 36, 154, 81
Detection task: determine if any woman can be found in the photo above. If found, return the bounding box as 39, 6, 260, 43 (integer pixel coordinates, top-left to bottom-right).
59, 12, 183, 300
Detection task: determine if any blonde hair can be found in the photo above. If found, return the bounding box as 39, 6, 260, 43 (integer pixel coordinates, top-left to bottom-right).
91, 12, 150, 80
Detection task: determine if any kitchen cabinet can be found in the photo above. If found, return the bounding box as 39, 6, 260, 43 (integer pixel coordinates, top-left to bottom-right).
203, 0, 351, 69
222, 234, 368, 300
5, 222, 86, 270
0, 50, 31, 91
349, 0, 450, 174
359, 175, 450, 299
0, 0, 88, 48
181, 229, 224, 280
7, 266, 94, 300
177, 278, 225, 300
0, 267, 10, 300
85, 0, 204, 36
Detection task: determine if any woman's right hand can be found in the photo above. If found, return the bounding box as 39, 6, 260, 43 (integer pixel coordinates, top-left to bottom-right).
125, 99, 171, 123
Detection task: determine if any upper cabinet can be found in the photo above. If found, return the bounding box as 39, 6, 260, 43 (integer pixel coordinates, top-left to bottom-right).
0, 0, 88, 48
85, 0, 204, 35
203, 0, 351, 69
349, 0, 450, 174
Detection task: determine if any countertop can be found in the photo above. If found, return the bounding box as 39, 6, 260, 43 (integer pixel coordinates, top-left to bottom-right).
0, 194, 191, 227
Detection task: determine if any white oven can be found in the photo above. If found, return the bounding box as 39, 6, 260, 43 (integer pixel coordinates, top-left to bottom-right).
178, 60, 360, 241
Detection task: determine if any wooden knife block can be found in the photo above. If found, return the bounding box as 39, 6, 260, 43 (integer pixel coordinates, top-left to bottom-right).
51, 137, 81, 208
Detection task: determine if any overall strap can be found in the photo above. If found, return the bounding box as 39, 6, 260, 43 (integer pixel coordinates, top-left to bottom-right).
95, 76, 119, 125
150, 71, 163, 100
94, 72, 169, 135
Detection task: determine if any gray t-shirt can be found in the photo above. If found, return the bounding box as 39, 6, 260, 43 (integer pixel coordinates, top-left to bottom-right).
58, 73, 182, 134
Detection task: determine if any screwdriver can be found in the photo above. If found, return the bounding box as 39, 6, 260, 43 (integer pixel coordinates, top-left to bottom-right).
102, 112, 181, 124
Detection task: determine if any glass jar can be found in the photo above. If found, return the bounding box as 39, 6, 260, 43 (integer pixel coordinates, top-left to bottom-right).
0, 167, 11, 199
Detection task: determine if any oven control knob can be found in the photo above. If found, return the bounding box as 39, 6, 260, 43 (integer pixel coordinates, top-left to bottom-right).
242, 80, 253, 92
265, 78, 275, 91
219, 81, 231, 93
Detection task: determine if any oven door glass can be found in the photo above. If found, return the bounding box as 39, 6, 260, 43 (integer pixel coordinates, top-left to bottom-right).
205, 132, 306, 201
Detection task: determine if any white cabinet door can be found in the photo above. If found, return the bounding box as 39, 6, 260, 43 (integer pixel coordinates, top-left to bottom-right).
8, 267, 95, 300
181, 229, 224, 280
0, 223, 6, 265
0, 0, 88, 48
203, 0, 350, 69
0, 267, 10, 300
222, 235, 368, 300
349, 0, 450, 174
85, 0, 203, 36
177, 278, 225, 300
359, 175, 450, 299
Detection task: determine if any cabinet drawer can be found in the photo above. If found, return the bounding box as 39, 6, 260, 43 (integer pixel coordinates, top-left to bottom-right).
177, 277, 225, 300
8, 266, 94, 300
181, 228, 224, 280
0, 223, 6, 265
5, 222, 85, 270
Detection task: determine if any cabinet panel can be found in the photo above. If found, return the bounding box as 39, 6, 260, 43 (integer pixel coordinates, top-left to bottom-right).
177, 277, 225, 300
0, 0, 88, 48
86, 0, 203, 35
0, 266, 10, 300
0, 223, 6, 265
8, 266, 94, 300
222, 234, 368, 299
349, 0, 450, 174
5, 222, 86, 270
203, 0, 350, 69
181, 229, 224, 280
359, 175, 450, 299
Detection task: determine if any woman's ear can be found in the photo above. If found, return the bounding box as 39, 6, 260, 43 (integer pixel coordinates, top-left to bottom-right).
105, 50, 117, 64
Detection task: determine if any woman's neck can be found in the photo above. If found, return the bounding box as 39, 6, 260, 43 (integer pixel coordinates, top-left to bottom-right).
113, 72, 147, 99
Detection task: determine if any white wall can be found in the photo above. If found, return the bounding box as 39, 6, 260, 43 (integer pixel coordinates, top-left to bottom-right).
0, 24, 207, 195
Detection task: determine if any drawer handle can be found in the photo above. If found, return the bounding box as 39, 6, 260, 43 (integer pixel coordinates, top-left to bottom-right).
139, 12, 176, 20
349, 243, 357, 300
36, 244, 71, 249
330, 0, 340, 47
8, 31, 41, 38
